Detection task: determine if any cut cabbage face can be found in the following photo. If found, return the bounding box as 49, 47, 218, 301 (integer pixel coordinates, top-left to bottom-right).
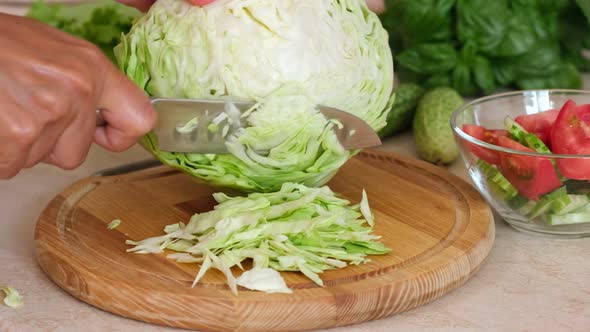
115, 0, 395, 192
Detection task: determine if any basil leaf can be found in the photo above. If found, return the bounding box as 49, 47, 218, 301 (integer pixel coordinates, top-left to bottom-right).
424, 73, 452, 89
492, 60, 515, 86
396, 43, 458, 74
514, 43, 562, 78
516, 62, 582, 90
452, 63, 478, 96
456, 0, 508, 54
473, 56, 496, 94
493, 10, 537, 57
383, 0, 455, 48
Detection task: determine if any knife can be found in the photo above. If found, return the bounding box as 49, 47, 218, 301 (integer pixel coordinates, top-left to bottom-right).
96, 98, 381, 154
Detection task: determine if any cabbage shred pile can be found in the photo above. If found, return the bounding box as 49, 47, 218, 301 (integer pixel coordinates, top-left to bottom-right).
126, 183, 390, 294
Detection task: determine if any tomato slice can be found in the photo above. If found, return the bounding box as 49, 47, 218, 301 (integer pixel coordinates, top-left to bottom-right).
515, 109, 559, 149
551, 100, 590, 180
462, 125, 507, 165
497, 136, 562, 200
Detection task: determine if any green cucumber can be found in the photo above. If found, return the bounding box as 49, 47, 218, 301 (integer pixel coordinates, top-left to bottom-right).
508, 194, 530, 210
379, 83, 425, 138
550, 194, 590, 215
504, 117, 528, 145
477, 159, 518, 199
530, 186, 568, 219
504, 117, 566, 181
545, 211, 590, 226
517, 200, 537, 216
523, 133, 551, 154
505, 117, 551, 153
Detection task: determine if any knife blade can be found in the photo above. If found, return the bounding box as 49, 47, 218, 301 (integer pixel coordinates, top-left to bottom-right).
96, 98, 381, 154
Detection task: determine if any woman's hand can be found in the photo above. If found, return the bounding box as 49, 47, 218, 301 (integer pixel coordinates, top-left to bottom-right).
366, 0, 385, 13
117, 0, 385, 13
116, 0, 215, 12
0, 14, 156, 178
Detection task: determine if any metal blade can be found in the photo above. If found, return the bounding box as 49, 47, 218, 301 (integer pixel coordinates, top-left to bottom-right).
149, 98, 381, 154
318, 105, 382, 150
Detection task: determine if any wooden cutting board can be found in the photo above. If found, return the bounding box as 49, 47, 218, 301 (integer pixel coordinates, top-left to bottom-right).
34, 150, 495, 332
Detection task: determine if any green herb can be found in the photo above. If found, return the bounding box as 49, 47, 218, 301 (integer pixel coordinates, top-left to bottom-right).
380, 0, 590, 96
27, 0, 141, 62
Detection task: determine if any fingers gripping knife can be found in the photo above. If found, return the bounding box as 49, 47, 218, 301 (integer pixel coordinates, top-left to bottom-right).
95, 98, 381, 154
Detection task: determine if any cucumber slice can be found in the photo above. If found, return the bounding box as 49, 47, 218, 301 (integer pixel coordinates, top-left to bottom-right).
477, 159, 518, 199
508, 194, 530, 210
505, 117, 566, 181
545, 212, 590, 226
504, 117, 528, 144
523, 133, 551, 154
550, 194, 590, 215
505, 117, 552, 153
517, 200, 537, 216
530, 186, 568, 218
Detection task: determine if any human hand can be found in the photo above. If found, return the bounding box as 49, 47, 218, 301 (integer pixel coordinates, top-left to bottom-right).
366, 0, 385, 13
0, 14, 156, 179
116, 0, 216, 12
117, 0, 383, 13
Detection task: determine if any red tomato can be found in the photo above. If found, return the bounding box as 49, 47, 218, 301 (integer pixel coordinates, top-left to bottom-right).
551, 100, 590, 180
515, 109, 559, 148
497, 136, 562, 200
462, 125, 507, 165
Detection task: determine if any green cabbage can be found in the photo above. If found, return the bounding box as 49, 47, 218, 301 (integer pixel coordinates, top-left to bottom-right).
1, 286, 24, 308
126, 182, 390, 294
115, 0, 394, 192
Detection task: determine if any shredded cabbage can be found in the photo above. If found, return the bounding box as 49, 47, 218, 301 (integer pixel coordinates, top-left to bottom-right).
1, 286, 24, 308
107, 219, 122, 230
126, 183, 390, 294
115, 0, 395, 192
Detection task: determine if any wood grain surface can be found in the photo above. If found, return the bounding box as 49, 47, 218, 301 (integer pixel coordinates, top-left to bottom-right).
34, 149, 495, 332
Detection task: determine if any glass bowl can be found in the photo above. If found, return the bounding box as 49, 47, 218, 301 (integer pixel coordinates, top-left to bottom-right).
451, 89, 590, 238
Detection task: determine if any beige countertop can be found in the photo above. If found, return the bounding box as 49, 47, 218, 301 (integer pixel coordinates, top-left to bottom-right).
2, 4, 590, 332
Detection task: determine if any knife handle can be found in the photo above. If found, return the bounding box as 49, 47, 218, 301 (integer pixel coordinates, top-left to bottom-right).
96, 109, 107, 127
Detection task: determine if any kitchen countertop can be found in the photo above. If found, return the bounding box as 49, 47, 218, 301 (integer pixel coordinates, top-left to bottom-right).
1, 4, 590, 332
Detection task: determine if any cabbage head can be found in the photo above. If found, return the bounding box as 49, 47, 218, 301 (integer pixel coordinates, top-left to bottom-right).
115, 0, 394, 192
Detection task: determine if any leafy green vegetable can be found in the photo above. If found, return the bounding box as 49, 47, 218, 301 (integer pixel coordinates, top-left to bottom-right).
576, 0, 590, 23
1, 286, 24, 308
380, 0, 590, 97
27, 0, 141, 62
380, 0, 455, 49
107, 219, 121, 230
116, 0, 395, 192
396, 43, 457, 75
456, 0, 509, 55
126, 183, 390, 294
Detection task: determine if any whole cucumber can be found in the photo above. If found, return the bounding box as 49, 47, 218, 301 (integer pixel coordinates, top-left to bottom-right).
412, 87, 464, 165
379, 83, 426, 138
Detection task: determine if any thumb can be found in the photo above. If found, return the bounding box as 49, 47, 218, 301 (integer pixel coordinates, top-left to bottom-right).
188, 0, 216, 6
116, 0, 155, 12
94, 62, 156, 152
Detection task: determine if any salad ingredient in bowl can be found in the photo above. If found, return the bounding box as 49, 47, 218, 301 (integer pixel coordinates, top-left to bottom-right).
453, 90, 590, 237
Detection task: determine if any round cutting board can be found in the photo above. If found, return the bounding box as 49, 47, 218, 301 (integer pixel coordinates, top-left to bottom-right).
34, 150, 495, 332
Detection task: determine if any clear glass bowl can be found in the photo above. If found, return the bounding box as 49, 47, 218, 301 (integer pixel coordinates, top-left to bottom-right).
451, 89, 590, 238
